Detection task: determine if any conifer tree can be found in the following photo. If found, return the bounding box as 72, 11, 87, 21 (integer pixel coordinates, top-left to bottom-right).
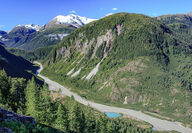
106, 120, 116, 133
0, 70, 11, 104
69, 102, 81, 132
10, 78, 26, 112
25, 77, 38, 118
55, 104, 69, 132
84, 107, 95, 133
37, 83, 52, 123
94, 118, 101, 133
100, 117, 107, 133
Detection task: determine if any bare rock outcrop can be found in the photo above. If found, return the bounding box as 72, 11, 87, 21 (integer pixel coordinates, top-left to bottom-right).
0, 108, 36, 125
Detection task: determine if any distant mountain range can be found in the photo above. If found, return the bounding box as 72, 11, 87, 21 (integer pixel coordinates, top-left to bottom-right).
43, 14, 97, 29
16, 24, 41, 31
0, 14, 96, 50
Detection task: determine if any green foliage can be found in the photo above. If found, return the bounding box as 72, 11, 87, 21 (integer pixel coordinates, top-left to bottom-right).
19, 26, 75, 50
10, 78, 26, 113
55, 104, 69, 132
25, 77, 39, 118
41, 13, 192, 126
158, 14, 192, 54
69, 102, 82, 132
0, 121, 61, 133
0, 70, 152, 133
8, 45, 54, 61
0, 70, 11, 105
96, 42, 106, 59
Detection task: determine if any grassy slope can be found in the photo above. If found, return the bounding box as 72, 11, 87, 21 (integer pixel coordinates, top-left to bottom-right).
41, 13, 192, 126
8, 45, 54, 61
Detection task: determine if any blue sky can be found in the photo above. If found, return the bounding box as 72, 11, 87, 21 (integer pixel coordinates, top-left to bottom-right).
0, 0, 192, 31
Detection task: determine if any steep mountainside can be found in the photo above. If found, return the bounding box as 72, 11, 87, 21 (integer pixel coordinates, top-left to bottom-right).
8, 45, 54, 61
0, 31, 7, 38
18, 26, 75, 50
0, 14, 95, 51
0, 25, 36, 48
0, 44, 39, 80
41, 13, 192, 125
157, 13, 192, 45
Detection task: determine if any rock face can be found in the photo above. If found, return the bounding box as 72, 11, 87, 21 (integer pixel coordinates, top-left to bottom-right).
0, 26, 36, 48
0, 108, 36, 125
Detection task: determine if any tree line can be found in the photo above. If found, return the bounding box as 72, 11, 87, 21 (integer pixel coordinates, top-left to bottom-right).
0, 70, 152, 133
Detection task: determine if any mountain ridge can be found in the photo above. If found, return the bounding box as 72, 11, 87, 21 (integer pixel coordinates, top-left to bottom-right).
0, 14, 96, 50
43, 14, 97, 29
41, 13, 192, 126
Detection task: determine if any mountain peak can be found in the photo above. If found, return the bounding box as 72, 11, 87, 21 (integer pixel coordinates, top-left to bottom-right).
53, 14, 97, 28
16, 24, 41, 31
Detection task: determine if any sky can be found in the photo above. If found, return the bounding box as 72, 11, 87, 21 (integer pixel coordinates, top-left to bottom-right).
0, 0, 192, 31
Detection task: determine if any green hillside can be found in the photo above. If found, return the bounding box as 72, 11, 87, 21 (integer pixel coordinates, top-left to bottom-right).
0, 44, 42, 84
8, 45, 54, 61
0, 70, 153, 133
19, 26, 75, 50
157, 14, 192, 45
40, 13, 192, 126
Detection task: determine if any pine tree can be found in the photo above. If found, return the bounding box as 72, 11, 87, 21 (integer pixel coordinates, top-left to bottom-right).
95, 118, 101, 133
80, 111, 86, 132
100, 117, 107, 133
10, 78, 26, 113
107, 120, 116, 133
0, 70, 11, 104
69, 102, 81, 132
84, 107, 95, 133
37, 83, 52, 123
25, 77, 39, 118
55, 104, 69, 132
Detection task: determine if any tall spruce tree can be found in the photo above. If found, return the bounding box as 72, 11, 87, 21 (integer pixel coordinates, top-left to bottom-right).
37, 83, 52, 123
25, 77, 38, 118
69, 102, 82, 132
0, 70, 11, 104
10, 78, 26, 113
106, 120, 116, 133
55, 104, 69, 132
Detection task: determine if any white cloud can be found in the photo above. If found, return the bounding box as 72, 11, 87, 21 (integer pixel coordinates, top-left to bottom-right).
70, 10, 77, 14
112, 8, 118, 11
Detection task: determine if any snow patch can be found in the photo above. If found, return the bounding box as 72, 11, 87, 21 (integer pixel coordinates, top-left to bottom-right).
46, 33, 68, 40
67, 68, 75, 76
55, 14, 97, 26
86, 62, 101, 80
71, 68, 82, 77
25, 24, 41, 31
16, 24, 41, 31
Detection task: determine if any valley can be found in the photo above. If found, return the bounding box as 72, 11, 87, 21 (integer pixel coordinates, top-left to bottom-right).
1, 3, 192, 132
35, 61, 192, 132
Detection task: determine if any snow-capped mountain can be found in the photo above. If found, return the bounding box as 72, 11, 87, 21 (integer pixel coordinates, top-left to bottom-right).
44, 14, 97, 29
55, 14, 96, 25
16, 24, 41, 31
